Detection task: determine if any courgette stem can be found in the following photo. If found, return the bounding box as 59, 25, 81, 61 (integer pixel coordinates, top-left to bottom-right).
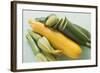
86, 42, 91, 48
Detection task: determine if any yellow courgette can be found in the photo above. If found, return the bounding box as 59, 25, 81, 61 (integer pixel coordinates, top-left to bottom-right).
29, 21, 82, 59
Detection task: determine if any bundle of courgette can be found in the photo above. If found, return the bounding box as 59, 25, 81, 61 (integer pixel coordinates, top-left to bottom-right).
26, 29, 62, 61
35, 14, 91, 48
26, 14, 91, 61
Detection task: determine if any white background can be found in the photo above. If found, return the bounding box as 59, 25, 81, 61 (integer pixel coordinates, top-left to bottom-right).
0, 0, 99, 73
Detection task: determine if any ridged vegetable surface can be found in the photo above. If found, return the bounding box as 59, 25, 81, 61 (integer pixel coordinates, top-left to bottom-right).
29, 21, 82, 59
26, 33, 40, 55
26, 31, 56, 61
73, 24, 90, 41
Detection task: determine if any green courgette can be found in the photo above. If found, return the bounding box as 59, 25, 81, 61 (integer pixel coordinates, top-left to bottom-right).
57, 17, 90, 47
